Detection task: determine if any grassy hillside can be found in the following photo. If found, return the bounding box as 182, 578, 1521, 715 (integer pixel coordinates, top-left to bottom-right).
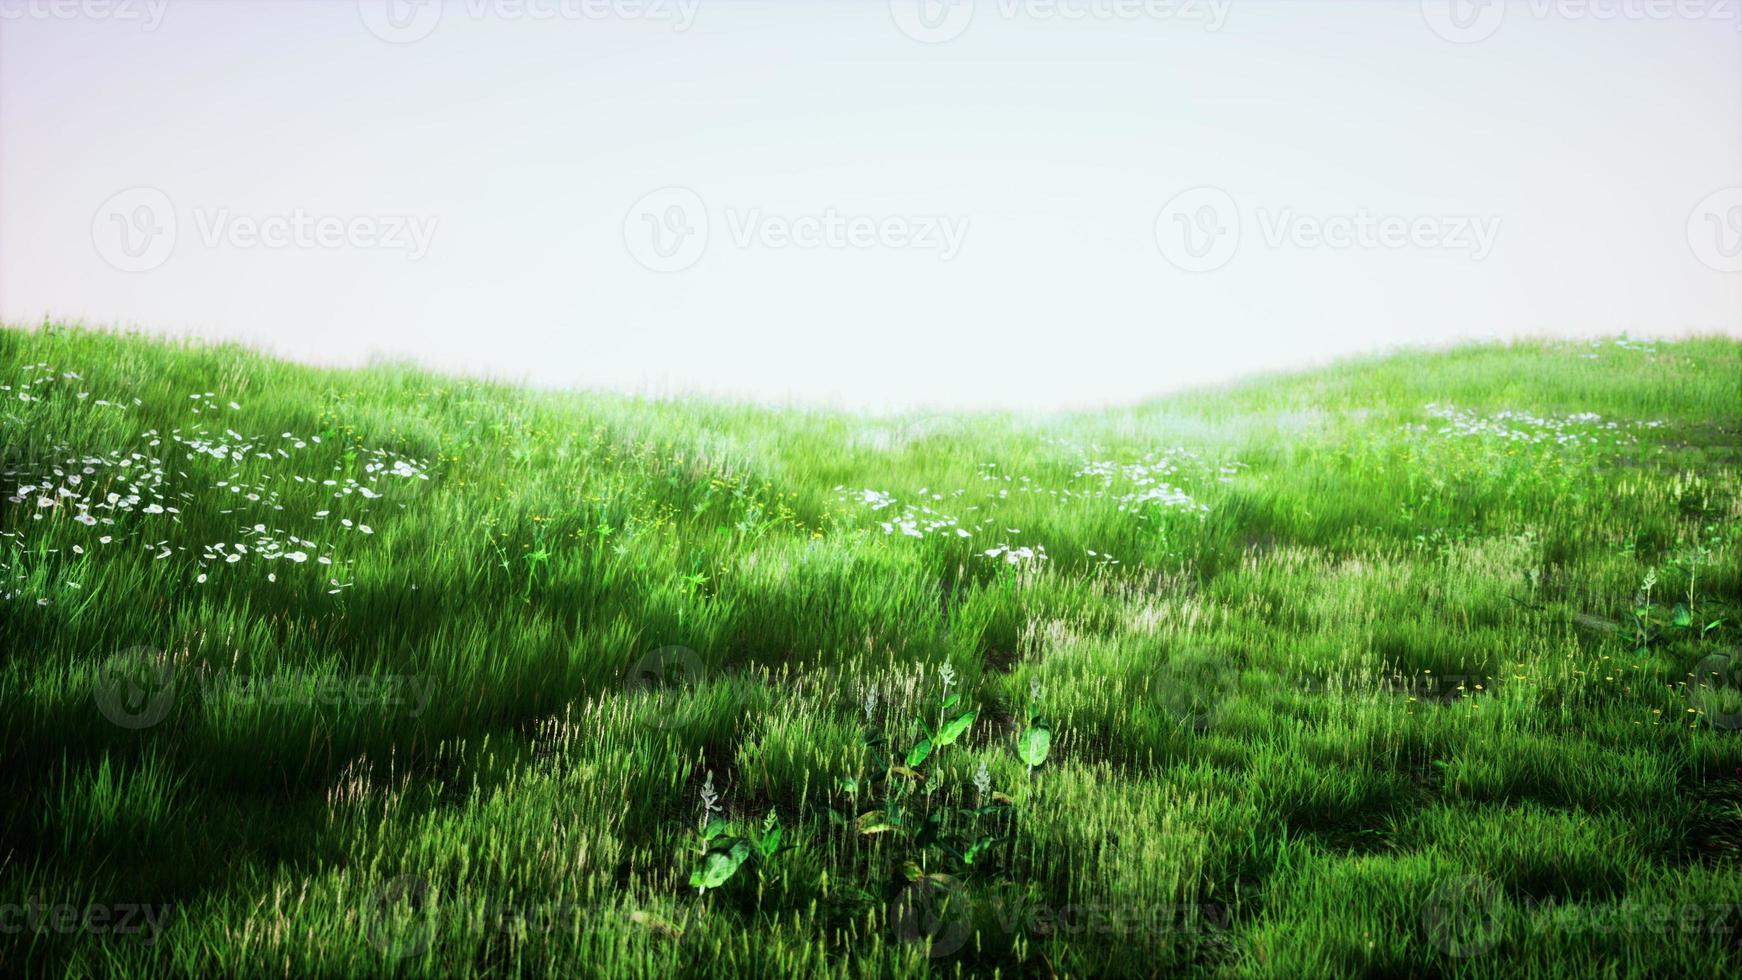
2, 325, 1739, 977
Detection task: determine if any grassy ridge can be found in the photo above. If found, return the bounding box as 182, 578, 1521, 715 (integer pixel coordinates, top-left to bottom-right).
2, 324, 1739, 977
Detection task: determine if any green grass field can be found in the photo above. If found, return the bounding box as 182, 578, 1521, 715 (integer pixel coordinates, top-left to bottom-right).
3, 324, 1739, 977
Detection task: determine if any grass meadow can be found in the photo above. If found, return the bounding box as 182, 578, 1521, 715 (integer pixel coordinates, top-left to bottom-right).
2, 324, 1739, 978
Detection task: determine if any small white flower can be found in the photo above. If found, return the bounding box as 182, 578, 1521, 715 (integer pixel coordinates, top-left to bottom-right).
698, 770, 722, 831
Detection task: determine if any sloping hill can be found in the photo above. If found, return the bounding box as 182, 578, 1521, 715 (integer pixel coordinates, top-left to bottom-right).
3, 325, 1739, 976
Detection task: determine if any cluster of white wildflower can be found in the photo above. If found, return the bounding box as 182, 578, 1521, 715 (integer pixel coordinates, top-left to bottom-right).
1558, 337, 1660, 360
982, 541, 1047, 565
1407, 403, 1663, 446
1, 366, 430, 602
1072, 450, 1218, 514
833, 487, 973, 540
0, 364, 130, 407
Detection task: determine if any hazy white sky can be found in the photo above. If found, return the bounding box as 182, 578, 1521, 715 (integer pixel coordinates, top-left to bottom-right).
3, 0, 1739, 410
